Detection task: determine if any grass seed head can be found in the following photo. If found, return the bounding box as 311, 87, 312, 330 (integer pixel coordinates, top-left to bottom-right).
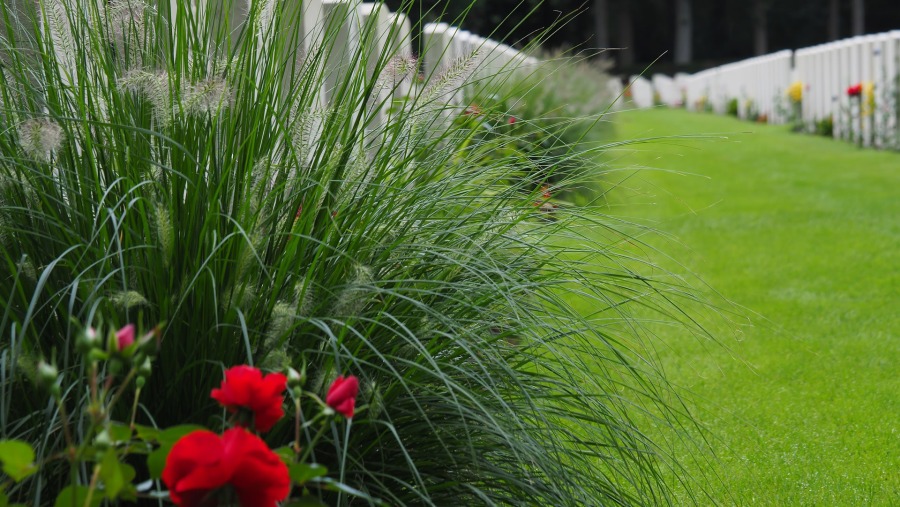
18, 119, 64, 162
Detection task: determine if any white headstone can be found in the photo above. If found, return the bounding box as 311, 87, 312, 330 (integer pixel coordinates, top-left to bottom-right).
628, 76, 654, 108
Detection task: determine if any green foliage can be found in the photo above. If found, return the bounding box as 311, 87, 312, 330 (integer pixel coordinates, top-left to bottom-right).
0, 0, 699, 505
816, 115, 834, 137
726, 98, 740, 117
52, 486, 102, 507
288, 463, 328, 485
464, 53, 616, 185
0, 441, 36, 482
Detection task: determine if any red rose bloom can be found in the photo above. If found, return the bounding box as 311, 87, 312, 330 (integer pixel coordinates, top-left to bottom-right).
326, 375, 359, 419
847, 84, 862, 97
211, 366, 287, 432
162, 427, 290, 507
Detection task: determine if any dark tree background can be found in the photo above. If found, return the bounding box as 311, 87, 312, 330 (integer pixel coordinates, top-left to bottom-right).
386, 0, 900, 75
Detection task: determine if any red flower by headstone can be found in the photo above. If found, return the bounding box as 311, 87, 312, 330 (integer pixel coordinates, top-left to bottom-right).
326, 375, 359, 419
162, 427, 290, 507
211, 366, 287, 433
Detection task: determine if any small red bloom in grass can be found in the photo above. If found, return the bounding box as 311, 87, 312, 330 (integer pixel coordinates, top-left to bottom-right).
540, 184, 552, 199
847, 83, 862, 97
463, 104, 482, 116
162, 427, 290, 507
116, 324, 135, 351
508, 116, 516, 125
211, 366, 287, 433
326, 375, 359, 419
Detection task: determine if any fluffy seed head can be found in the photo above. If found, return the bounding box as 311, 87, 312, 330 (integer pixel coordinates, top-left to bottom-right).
18, 119, 64, 162
185, 77, 233, 115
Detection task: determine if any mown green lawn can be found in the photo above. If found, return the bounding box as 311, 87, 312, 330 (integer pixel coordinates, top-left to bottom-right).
589, 108, 900, 505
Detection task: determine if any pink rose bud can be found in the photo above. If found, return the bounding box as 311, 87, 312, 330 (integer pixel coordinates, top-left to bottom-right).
116, 324, 135, 351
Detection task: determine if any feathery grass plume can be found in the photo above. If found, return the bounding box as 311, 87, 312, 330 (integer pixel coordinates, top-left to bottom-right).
247, 0, 275, 40
363, 380, 383, 419
288, 107, 330, 165
152, 203, 174, 267
184, 76, 233, 115
375, 54, 418, 93
45, 0, 76, 73
15, 257, 36, 285
267, 301, 295, 343
309, 364, 336, 400
18, 119, 64, 162
109, 290, 149, 310
330, 264, 374, 320
104, 0, 154, 64
294, 280, 316, 318
118, 69, 172, 124
233, 231, 264, 290
335, 142, 372, 202
421, 49, 481, 105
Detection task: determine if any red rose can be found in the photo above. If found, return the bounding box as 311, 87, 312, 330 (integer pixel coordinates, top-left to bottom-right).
162, 427, 290, 507
326, 375, 359, 419
211, 366, 287, 432
847, 84, 862, 97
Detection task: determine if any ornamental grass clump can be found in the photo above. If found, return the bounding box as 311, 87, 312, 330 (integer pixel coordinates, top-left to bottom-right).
0, 0, 705, 505
462, 52, 616, 185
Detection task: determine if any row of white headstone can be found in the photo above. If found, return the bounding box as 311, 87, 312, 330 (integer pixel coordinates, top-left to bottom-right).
794, 32, 900, 147
42, 0, 538, 126
626, 30, 900, 148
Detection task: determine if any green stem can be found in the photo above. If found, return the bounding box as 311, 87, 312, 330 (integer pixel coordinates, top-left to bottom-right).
82, 462, 101, 507
106, 367, 139, 414
129, 386, 141, 429
293, 399, 303, 455
299, 418, 330, 464
54, 396, 75, 456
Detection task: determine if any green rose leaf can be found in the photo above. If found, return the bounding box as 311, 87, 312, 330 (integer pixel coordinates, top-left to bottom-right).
147, 425, 205, 479
107, 423, 132, 443
0, 440, 36, 482
146, 446, 168, 480
99, 451, 135, 499
288, 463, 327, 485
273, 446, 296, 465
132, 424, 160, 443
157, 425, 205, 445
52, 486, 102, 507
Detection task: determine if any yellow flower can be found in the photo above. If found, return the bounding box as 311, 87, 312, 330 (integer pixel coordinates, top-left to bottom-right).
787, 81, 803, 103
862, 81, 875, 117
